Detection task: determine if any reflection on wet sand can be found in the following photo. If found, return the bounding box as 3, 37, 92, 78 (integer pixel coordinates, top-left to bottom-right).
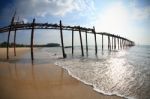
0, 48, 124, 99
0, 62, 77, 99
0, 62, 123, 99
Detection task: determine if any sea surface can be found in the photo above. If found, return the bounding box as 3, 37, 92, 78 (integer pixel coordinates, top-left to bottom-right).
10, 45, 150, 99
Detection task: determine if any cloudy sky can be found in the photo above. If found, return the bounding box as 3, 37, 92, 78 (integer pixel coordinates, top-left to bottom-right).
0, 0, 150, 45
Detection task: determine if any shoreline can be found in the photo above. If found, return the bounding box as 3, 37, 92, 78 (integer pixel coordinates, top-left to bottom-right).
0, 48, 124, 99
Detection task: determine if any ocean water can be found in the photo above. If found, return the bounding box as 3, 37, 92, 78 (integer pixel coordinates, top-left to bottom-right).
18, 45, 150, 99
56, 46, 150, 99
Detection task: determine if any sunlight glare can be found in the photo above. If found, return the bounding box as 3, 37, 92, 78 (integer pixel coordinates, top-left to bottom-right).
96, 3, 130, 35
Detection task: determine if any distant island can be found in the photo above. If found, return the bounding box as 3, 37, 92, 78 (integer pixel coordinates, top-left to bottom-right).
64, 46, 72, 48
0, 42, 60, 47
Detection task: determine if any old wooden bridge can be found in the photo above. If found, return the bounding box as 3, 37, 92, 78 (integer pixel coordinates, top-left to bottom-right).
0, 14, 135, 60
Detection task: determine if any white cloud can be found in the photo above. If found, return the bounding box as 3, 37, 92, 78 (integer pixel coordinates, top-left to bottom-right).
8, 0, 95, 17
0, 0, 95, 24
14, 0, 75, 17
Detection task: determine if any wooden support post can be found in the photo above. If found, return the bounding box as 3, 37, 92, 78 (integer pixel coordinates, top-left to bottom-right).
122, 40, 124, 49
114, 37, 116, 49
14, 29, 17, 56
120, 38, 122, 49
121, 39, 123, 49
114, 37, 115, 49
122, 39, 123, 48
102, 34, 104, 50
123, 40, 125, 48
93, 26, 97, 54
79, 26, 84, 56
124, 40, 126, 48
72, 28, 74, 55
124, 40, 125, 48
112, 36, 113, 50
109, 36, 111, 51
85, 30, 88, 54
7, 27, 11, 59
108, 36, 109, 50
125, 40, 127, 47
118, 37, 119, 50
31, 18, 35, 60
108, 35, 110, 50
60, 20, 66, 58
7, 12, 16, 59
13, 16, 20, 56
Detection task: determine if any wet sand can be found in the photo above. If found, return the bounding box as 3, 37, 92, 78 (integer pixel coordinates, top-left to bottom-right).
0, 48, 123, 99
0, 47, 30, 60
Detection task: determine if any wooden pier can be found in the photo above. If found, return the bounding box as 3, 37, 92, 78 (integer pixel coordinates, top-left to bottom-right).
0, 15, 135, 60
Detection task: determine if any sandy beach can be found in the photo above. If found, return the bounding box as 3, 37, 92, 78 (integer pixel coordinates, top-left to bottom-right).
0, 48, 123, 99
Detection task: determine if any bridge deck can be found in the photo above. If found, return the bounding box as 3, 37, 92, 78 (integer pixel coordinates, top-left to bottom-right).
0, 22, 132, 42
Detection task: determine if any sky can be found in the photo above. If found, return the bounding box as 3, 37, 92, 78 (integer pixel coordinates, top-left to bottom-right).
0, 0, 150, 45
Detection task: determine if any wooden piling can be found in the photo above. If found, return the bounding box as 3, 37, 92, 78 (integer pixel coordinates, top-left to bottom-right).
85, 30, 88, 54
122, 40, 124, 49
93, 26, 97, 54
14, 29, 17, 56
121, 39, 123, 49
126, 40, 128, 48
7, 12, 16, 59
120, 38, 122, 49
114, 37, 116, 49
108, 36, 109, 50
108, 35, 110, 50
31, 18, 35, 60
13, 16, 20, 56
102, 34, 104, 50
72, 28, 74, 55
79, 26, 84, 56
109, 36, 111, 51
118, 37, 119, 50
124, 40, 125, 48
7, 27, 11, 59
122, 39, 124, 49
124, 40, 126, 48
60, 20, 66, 58
112, 36, 113, 50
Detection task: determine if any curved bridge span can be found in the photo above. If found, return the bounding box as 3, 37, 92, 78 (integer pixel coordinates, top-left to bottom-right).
0, 15, 135, 60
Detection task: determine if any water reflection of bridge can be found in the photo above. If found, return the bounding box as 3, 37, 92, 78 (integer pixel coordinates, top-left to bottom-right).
0, 13, 135, 60
0, 63, 80, 99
